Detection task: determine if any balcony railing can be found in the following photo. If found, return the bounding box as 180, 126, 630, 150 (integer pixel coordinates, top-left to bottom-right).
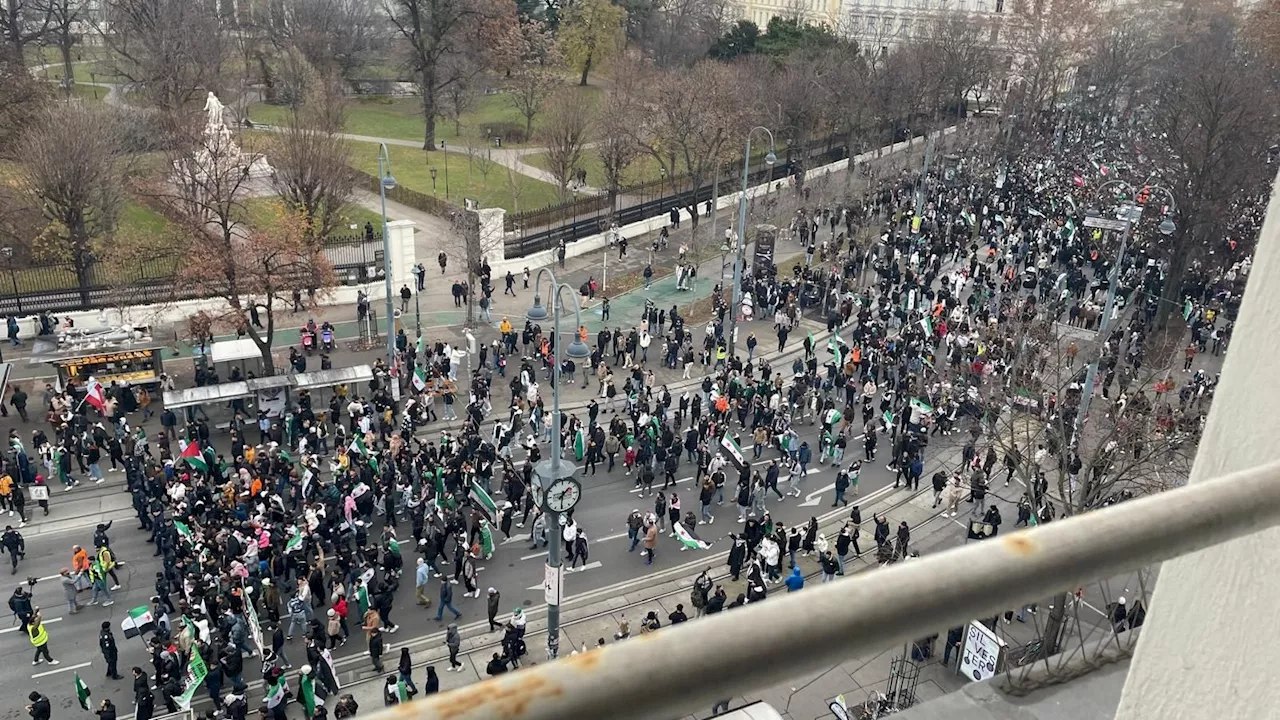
373, 458, 1280, 720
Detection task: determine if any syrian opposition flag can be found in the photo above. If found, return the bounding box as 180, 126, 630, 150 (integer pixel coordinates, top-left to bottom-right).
179, 442, 208, 473
720, 433, 746, 472
74, 673, 91, 710
320, 649, 341, 690
349, 436, 369, 456
824, 408, 843, 427
413, 366, 428, 392
300, 672, 318, 716
121, 605, 155, 638
84, 378, 107, 413
416, 335, 426, 357
827, 336, 844, 367
573, 428, 586, 460
173, 520, 194, 543
356, 584, 370, 616
469, 479, 498, 523
673, 521, 711, 550
285, 528, 304, 554
264, 676, 288, 709
301, 469, 315, 499
920, 317, 934, 337
910, 398, 935, 415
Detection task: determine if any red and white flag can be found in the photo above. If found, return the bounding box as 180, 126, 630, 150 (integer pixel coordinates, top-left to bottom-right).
84, 377, 107, 413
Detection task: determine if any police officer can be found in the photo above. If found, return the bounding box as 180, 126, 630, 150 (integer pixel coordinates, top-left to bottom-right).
100, 620, 122, 679
2, 524, 24, 574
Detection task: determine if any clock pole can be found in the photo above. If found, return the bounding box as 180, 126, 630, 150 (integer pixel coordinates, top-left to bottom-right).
525, 268, 591, 661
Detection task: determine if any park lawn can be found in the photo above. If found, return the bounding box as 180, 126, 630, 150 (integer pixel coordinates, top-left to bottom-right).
118, 200, 177, 239
240, 197, 386, 239
522, 148, 667, 189
248, 84, 603, 147
346, 141, 561, 214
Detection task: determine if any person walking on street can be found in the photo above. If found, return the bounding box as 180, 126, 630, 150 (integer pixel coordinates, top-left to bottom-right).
435, 579, 462, 622
133, 667, 155, 720
414, 558, 432, 607
486, 588, 501, 632
60, 568, 81, 614
444, 623, 463, 672
28, 608, 56, 665
2, 525, 24, 574
100, 621, 122, 679
368, 626, 386, 673
398, 648, 418, 697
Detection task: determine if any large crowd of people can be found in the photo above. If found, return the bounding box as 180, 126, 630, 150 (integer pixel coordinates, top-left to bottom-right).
0, 115, 1250, 720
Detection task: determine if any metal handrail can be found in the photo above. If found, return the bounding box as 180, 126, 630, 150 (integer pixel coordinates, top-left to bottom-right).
382, 458, 1280, 720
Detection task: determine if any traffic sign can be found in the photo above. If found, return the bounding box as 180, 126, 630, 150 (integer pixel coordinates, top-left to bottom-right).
1083, 216, 1128, 231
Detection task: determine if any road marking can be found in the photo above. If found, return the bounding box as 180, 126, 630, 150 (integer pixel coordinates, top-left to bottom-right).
1, 617, 61, 634
520, 550, 547, 561
32, 660, 90, 678
526, 561, 603, 589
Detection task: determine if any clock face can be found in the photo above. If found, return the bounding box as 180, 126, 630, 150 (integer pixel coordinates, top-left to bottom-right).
546, 478, 582, 512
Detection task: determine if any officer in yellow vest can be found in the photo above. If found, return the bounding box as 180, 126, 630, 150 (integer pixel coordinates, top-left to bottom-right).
28, 608, 57, 666
96, 544, 120, 590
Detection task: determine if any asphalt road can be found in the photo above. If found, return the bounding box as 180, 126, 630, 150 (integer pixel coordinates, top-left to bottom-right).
0, 414, 970, 716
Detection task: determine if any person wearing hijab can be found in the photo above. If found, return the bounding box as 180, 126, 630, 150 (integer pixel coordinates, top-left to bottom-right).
397, 647, 417, 697
424, 666, 440, 695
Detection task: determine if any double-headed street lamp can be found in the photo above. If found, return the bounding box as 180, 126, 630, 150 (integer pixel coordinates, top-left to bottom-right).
525, 268, 591, 659
727, 127, 777, 354
1075, 180, 1177, 440
377, 144, 398, 392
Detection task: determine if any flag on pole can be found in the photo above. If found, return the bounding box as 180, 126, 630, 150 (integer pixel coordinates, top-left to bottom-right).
416, 335, 426, 356
673, 521, 711, 550
413, 366, 428, 392
348, 436, 368, 456
828, 337, 843, 367
84, 378, 107, 414
74, 673, 91, 710
179, 442, 208, 473
573, 428, 586, 460
173, 520, 194, 543
920, 317, 933, 337
469, 479, 498, 523
121, 605, 155, 638
285, 528, 303, 554
300, 673, 317, 716
720, 433, 746, 472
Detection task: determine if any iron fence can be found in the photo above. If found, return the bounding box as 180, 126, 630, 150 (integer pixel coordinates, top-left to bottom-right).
354, 169, 462, 221
503, 135, 848, 258
0, 232, 385, 315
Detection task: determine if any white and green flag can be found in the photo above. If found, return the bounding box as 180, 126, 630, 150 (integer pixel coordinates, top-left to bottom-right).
413, 366, 428, 392
264, 676, 288, 709
175, 648, 209, 710
349, 436, 369, 456
828, 336, 843, 367
173, 520, 194, 543
285, 528, 304, 554
920, 317, 933, 337
674, 521, 711, 550
121, 605, 155, 639
74, 673, 91, 711
720, 433, 746, 472
1182, 299, 1194, 321
300, 673, 317, 716
910, 398, 935, 416
573, 428, 586, 460
469, 479, 498, 522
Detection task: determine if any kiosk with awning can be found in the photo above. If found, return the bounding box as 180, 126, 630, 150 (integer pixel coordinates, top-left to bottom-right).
31, 338, 168, 389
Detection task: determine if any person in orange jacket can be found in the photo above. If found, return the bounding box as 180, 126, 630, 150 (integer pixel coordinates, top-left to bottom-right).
71, 545, 90, 574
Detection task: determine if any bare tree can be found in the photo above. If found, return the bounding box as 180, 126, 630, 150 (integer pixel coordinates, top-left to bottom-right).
1142, 7, 1275, 329
440, 54, 480, 136
264, 0, 380, 80
1079, 4, 1165, 114
921, 11, 995, 123
0, 52, 50, 153
505, 17, 560, 137
1, 0, 50, 66
635, 61, 747, 266
17, 102, 132, 306
504, 162, 526, 216
383, 0, 515, 150
169, 116, 334, 373
443, 207, 504, 327
596, 57, 645, 210
638, 0, 727, 68
98, 0, 228, 113
1001, 0, 1098, 138
462, 132, 500, 190
269, 76, 357, 243
540, 87, 591, 202
44, 0, 87, 94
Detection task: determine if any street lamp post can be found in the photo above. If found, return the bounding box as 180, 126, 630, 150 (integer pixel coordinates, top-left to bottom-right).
377, 144, 398, 391
526, 269, 591, 660
430, 166, 438, 195
1076, 181, 1177, 440
410, 264, 423, 334
727, 127, 777, 356
441, 140, 450, 199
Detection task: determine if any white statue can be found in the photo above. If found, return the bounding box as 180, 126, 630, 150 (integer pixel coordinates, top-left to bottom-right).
203, 91, 226, 131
